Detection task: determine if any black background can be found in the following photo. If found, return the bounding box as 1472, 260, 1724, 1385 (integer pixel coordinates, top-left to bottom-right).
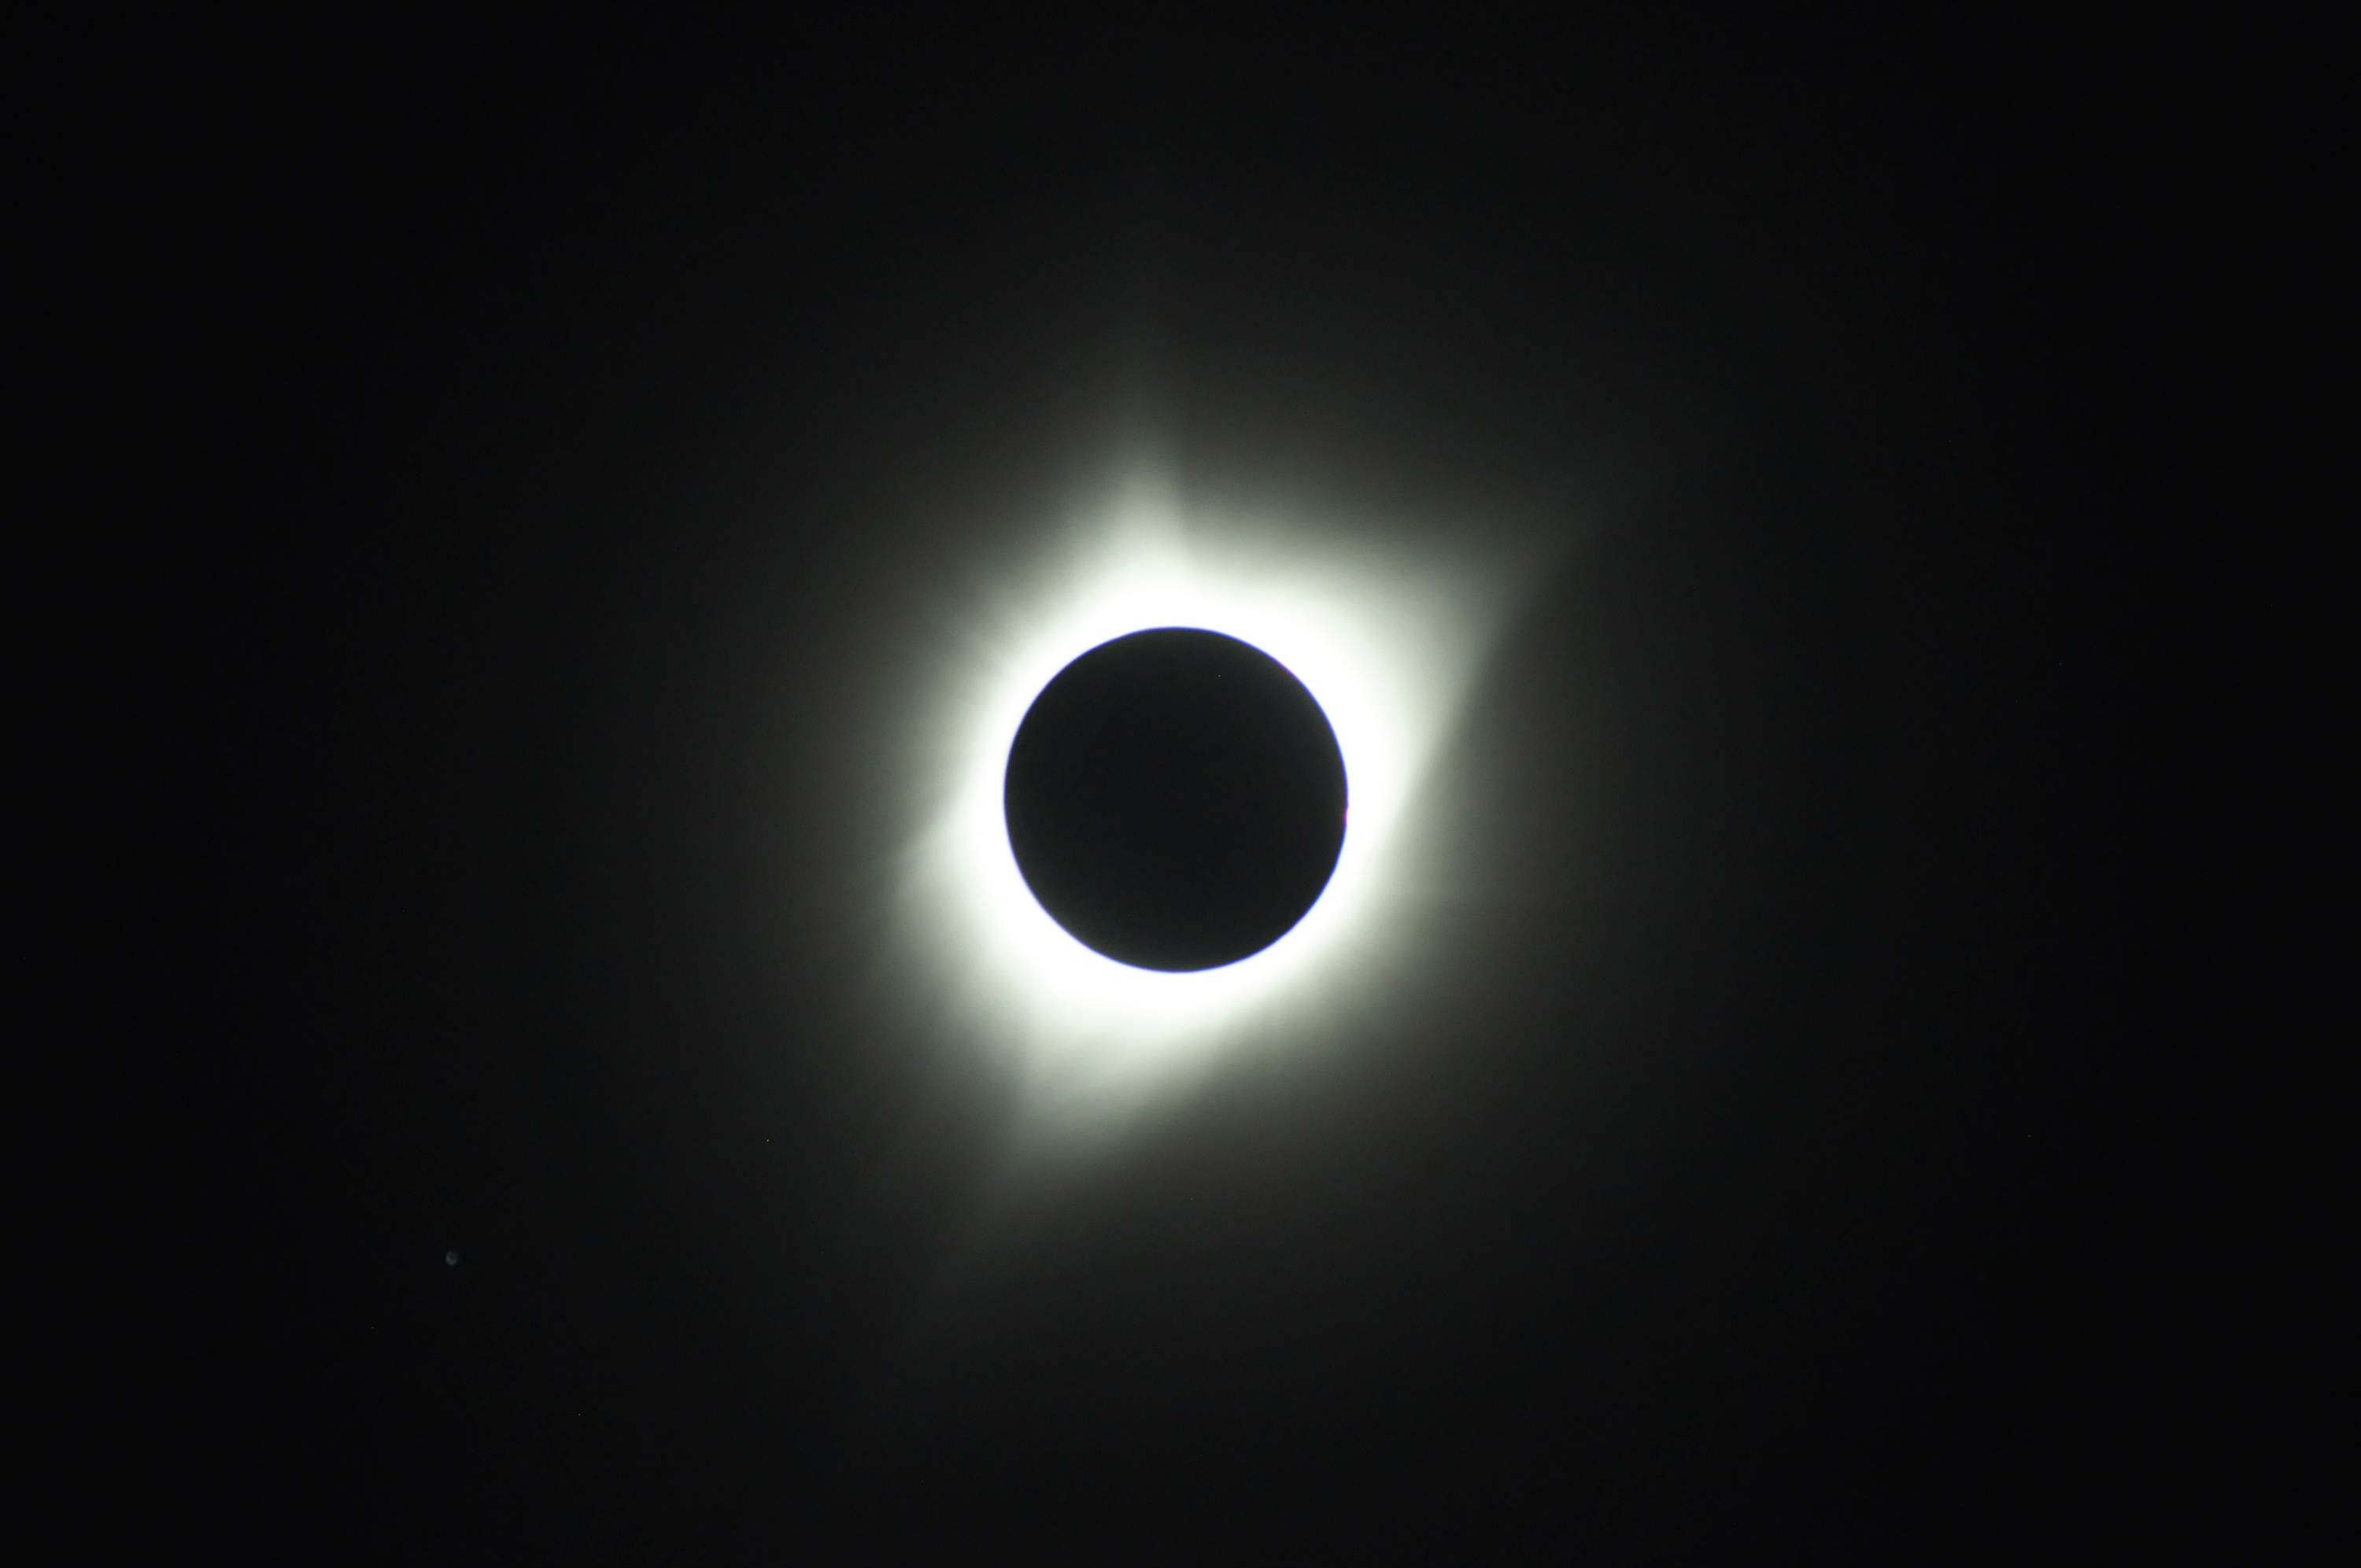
49, 8, 2320, 1560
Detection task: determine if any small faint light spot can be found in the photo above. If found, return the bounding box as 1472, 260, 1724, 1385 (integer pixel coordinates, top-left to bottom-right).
445, 1251, 460, 1266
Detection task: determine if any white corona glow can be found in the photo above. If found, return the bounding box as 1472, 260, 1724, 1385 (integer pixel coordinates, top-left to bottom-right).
894, 474, 1525, 1121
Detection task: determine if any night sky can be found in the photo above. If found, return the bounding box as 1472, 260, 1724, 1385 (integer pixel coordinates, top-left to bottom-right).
57, 10, 2307, 1559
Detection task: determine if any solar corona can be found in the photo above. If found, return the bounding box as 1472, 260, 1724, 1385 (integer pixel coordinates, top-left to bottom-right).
896, 485, 1517, 1111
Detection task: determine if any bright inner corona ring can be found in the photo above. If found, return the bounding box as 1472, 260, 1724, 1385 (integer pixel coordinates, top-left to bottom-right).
896, 482, 1516, 1102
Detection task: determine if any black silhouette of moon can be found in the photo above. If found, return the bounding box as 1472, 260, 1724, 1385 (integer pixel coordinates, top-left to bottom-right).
1003, 628, 1349, 972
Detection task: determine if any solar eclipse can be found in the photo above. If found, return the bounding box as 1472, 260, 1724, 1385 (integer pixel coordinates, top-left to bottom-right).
895, 492, 1524, 1109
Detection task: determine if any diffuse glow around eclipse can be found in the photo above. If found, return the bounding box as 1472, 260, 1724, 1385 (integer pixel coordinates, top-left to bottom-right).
892, 474, 1527, 1119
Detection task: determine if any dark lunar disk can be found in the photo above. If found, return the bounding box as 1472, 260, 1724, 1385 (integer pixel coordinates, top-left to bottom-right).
1003, 627, 1349, 972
